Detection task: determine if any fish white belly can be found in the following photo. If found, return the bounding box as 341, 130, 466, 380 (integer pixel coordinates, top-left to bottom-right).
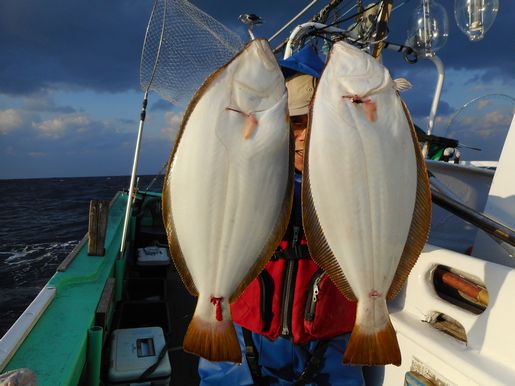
163, 38, 293, 363
308, 90, 417, 298
169, 90, 289, 300
303, 41, 430, 366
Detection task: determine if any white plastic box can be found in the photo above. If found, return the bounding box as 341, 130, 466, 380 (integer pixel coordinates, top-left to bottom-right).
108, 327, 171, 385
137, 247, 170, 267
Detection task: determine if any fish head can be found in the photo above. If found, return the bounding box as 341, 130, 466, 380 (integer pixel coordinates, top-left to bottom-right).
330, 41, 391, 97
230, 39, 286, 113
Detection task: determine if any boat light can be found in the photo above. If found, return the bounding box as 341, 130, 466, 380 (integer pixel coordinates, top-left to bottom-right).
407, 0, 449, 57
454, 0, 499, 41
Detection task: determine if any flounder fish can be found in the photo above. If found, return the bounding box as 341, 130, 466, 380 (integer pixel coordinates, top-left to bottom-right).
162, 39, 294, 363
302, 41, 431, 366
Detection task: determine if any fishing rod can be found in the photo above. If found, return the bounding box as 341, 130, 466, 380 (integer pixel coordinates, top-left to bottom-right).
430, 183, 515, 250
268, 0, 323, 43
272, 0, 347, 53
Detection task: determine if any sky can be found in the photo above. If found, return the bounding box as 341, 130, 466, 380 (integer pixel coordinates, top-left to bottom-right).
0, 0, 513, 179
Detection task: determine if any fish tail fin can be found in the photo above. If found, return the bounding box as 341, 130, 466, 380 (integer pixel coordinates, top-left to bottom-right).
183, 317, 242, 363
183, 298, 242, 363
343, 301, 401, 366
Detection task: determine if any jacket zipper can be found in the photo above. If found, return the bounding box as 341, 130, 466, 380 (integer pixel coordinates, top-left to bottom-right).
280, 226, 300, 336
305, 271, 325, 322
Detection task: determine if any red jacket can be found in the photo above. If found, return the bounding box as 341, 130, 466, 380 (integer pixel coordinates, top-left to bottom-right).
231, 177, 357, 344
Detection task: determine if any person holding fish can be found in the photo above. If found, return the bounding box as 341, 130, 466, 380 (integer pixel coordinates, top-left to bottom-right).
198, 47, 365, 386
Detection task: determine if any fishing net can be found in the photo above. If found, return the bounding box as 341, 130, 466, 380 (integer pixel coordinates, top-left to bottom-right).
140, 0, 244, 107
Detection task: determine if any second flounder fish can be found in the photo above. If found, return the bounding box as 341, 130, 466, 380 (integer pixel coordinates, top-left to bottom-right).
303, 41, 431, 366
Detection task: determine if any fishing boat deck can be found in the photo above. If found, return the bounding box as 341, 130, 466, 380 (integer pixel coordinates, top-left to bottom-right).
108, 200, 200, 385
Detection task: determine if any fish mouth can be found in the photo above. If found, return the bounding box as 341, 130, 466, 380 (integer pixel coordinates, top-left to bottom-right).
295, 149, 304, 157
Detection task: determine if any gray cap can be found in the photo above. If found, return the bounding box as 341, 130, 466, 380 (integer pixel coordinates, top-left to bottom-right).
286, 74, 316, 116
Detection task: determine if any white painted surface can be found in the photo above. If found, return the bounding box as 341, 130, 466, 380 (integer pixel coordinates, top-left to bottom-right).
365, 245, 515, 385
427, 160, 494, 254
0, 286, 56, 372
473, 114, 515, 267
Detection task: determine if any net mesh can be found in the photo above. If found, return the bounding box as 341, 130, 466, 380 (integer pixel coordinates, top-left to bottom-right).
140, 0, 244, 107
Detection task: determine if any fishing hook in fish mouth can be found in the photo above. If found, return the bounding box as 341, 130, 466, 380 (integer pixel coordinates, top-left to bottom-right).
342, 95, 372, 105
342, 95, 378, 122
225, 107, 259, 139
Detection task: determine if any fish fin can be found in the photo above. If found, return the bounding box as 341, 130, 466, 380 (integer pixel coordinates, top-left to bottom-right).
242, 113, 258, 139
230, 128, 295, 302
393, 78, 412, 92
183, 316, 242, 363
161, 54, 229, 297
162, 143, 198, 296
386, 99, 431, 300
343, 310, 401, 366
162, 199, 199, 296
302, 115, 357, 302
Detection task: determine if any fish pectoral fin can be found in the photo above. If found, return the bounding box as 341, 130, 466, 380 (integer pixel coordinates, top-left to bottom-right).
393, 78, 412, 92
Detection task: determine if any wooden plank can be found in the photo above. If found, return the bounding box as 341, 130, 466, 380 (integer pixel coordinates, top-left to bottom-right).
95, 278, 116, 331
88, 200, 109, 256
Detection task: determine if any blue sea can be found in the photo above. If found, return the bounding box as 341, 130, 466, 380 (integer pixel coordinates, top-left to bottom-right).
0, 175, 164, 337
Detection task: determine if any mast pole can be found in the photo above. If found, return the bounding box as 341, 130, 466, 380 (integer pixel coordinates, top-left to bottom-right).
372, 0, 394, 59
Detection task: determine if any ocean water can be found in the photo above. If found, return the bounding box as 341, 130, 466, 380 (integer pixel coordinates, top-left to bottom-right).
0, 175, 164, 337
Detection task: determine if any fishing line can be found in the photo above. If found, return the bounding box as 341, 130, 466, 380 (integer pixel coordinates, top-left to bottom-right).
300, 0, 386, 52
317, 1, 382, 31
316, 0, 414, 47
144, 161, 168, 193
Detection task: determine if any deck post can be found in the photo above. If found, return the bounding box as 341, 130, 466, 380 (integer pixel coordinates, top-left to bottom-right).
87, 326, 103, 386
88, 200, 109, 256
115, 258, 126, 302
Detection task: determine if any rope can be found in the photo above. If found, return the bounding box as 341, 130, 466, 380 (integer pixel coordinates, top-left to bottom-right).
210, 296, 224, 321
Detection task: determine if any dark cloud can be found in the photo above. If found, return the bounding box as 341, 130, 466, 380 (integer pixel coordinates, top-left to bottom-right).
0, 0, 512, 98
22, 92, 76, 113
0, 0, 149, 95
150, 98, 174, 112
